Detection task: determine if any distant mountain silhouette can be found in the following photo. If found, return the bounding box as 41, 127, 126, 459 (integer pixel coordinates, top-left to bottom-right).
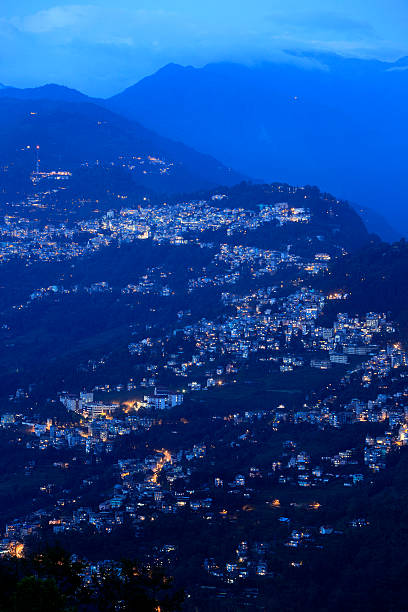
106, 54, 408, 234
0, 97, 243, 194
351, 205, 400, 243
0, 83, 93, 103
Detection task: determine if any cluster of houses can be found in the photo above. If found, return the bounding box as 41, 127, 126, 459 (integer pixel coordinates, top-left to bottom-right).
3, 179, 408, 598
204, 541, 271, 583
2, 334, 408, 589
0, 186, 313, 267
123, 279, 394, 396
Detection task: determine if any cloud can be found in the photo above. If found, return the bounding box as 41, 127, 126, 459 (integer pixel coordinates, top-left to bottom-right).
13, 5, 94, 33
305, 13, 374, 34
265, 10, 376, 40
0, 1, 407, 96
11, 4, 181, 42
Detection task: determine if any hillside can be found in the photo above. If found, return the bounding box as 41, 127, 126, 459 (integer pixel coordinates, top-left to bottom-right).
174, 182, 370, 254
0, 97, 243, 196
322, 238, 408, 338
0, 179, 369, 401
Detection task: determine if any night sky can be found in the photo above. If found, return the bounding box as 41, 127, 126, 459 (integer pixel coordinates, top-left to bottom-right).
1, 0, 407, 96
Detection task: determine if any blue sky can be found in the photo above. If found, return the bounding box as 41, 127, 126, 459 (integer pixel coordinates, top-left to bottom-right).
1, 0, 407, 96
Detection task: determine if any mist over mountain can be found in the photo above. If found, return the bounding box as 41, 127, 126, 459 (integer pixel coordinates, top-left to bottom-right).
106, 54, 408, 234
352, 205, 400, 243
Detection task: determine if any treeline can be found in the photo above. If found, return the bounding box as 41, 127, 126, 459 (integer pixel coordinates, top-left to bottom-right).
321, 238, 408, 338
261, 449, 408, 612
0, 545, 183, 612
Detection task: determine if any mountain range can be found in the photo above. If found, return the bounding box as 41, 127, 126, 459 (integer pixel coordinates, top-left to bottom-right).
1, 53, 407, 234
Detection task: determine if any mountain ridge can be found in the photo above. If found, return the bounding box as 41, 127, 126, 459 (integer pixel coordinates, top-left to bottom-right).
0, 96, 243, 196
0, 83, 94, 103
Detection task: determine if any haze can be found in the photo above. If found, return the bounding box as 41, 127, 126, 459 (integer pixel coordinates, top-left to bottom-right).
1, 0, 408, 96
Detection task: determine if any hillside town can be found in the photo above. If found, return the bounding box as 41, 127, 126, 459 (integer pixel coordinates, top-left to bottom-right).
1, 316, 408, 603
0, 185, 313, 266
0, 178, 406, 608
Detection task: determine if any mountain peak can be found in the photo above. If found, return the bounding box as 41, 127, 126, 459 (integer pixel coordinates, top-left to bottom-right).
109, 63, 192, 101
137, 62, 193, 84
157, 62, 185, 73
